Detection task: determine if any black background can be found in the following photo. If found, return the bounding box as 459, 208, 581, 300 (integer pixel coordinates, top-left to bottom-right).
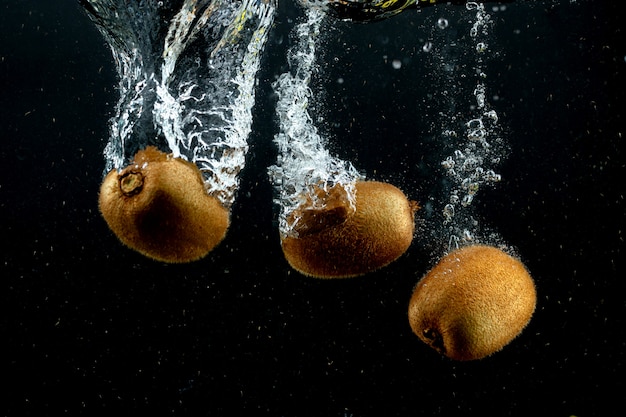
1, 1, 624, 416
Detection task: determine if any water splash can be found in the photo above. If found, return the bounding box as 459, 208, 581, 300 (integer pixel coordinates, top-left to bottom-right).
268, 7, 364, 237
81, 0, 276, 207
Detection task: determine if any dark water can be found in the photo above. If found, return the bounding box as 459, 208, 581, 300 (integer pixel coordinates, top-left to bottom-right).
1, 0, 624, 415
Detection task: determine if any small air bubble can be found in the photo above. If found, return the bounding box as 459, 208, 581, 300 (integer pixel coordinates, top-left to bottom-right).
443, 204, 455, 221
441, 156, 455, 169
484, 110, 498, 122
461, 194, 474, 207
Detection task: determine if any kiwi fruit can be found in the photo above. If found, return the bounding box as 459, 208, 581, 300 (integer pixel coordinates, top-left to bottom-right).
408, 245, 536, 360
99, 146, 229, 263
281, 181, 418, 278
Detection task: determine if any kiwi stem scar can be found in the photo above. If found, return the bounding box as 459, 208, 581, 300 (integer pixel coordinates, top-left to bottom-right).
119, 171, 144, 196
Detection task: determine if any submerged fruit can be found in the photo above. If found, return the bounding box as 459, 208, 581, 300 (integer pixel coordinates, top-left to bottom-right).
281, 181, 418, 278
408, 245, 536, 360
99, 146, 229, 263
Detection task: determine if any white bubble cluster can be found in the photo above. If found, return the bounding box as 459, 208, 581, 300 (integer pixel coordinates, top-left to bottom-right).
268, 8, 363, 237
90, 0, 277, 208
467, 1, 493, 38
438, 2, 504, 251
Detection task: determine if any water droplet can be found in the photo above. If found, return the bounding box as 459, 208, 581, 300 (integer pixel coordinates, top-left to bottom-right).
392, 59, 402, 70
437, 18, 449, 30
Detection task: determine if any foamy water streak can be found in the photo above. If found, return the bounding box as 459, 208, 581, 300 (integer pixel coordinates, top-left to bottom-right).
81, 0, 276, 207
269, 7, 363, 237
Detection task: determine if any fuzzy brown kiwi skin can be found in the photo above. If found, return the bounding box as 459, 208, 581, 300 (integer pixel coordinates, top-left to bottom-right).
98, 147, 229, 263
408, 245, 536, 361
281, 181, 418, 278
